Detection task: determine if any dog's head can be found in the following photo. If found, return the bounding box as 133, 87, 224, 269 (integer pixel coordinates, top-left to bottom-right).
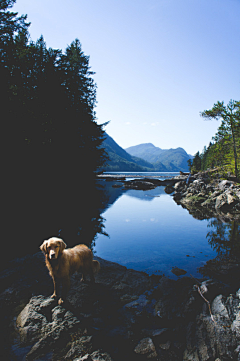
40, 237, 66, 260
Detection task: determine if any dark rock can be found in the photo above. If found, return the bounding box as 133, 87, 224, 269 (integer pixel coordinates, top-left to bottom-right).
165, 184, 175, 194
112, 183, 122, 188
16, 295, 80, 360
171, 267, 187, 276
124, 180, 156, 190
64, 336, 93, 360
2, 249, 240, 361
183, 289, 240, 361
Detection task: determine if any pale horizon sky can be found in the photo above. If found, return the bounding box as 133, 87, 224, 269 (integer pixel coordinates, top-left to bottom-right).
13, 0, 240, 155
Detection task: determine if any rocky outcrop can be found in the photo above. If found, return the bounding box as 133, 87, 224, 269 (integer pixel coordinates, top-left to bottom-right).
122, 177, 186, 190
98, 174, 187, 191
184, 292, 240, 361
2, 252, 240, 360
171, 172, 240, 220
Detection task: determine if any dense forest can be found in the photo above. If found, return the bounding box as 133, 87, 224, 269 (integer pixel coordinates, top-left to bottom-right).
1, 0, 107, 183
1, 0, 110, 254
189, 100, 240, 179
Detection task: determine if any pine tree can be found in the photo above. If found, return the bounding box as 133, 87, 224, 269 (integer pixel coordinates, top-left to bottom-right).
201, 100, 240, 178
1, 1, 107, 176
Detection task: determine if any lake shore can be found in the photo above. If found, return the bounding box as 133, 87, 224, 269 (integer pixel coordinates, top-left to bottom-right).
2, 171, 240, 360
97, 172, 180, 179
1, 251, 240, 361
98, 170, 240, 219
171, 171, 240, 220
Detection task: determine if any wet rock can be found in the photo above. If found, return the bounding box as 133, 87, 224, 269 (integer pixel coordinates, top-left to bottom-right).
165, 184, 175, 194
124, 180, 156, 190
171, 267, 187, 276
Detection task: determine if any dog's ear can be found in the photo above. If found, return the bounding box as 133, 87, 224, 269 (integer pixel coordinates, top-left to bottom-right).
58, 239, 67, 253
40, 240, 48, 254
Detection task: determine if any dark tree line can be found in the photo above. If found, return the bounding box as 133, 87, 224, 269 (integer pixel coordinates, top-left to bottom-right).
1, 0, 110, 260
1, 0, 107, 181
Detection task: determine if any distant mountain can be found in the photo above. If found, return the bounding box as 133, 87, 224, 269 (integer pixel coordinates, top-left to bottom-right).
125, 143, 192, 172
100, 134, 192, 172
101, 134, 155, 171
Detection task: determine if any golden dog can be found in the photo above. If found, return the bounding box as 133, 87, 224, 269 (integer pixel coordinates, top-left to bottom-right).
40, 237, 100, 305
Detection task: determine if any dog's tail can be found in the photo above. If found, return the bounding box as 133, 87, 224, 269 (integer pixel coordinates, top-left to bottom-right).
92, 260, 100, 274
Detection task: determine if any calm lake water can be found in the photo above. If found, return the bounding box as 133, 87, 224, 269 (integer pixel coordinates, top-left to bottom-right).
4, 171, 239, 279
94, 173, 218, 279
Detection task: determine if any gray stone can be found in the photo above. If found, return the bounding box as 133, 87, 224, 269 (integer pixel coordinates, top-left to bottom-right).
74, 351, 113, 361
218, 180, 234, 191
134, 337, 157, 358
183, 290, 240, 361
16, 295, 80, 359
65, 336, 93, 360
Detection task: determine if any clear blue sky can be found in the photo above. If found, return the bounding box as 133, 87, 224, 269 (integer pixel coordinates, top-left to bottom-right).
13, 0, 240, 155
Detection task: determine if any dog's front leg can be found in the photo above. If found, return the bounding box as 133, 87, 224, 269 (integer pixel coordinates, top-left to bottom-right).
51, 275, 58, 299
58, 276, 70, 305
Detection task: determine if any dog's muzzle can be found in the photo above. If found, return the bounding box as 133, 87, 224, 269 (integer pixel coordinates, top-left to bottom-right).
49, 251, 56, 259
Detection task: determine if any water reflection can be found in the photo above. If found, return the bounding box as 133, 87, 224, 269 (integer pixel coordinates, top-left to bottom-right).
4, 172, 240, 278
206, 219, 240, 257
125, 186, 166, 201
93, 183, 218, 279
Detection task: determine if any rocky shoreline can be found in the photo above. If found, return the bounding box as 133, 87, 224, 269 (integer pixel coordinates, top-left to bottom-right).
1, 172, 240, 360
171, 171, 240, 220
99, 171, 240, 219
98, 174, 186, 190
1, 251, 240, 361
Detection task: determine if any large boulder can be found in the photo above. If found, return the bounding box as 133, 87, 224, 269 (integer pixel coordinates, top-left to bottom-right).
183, 289, 240, 361
16, 295, 81, 360
215, 191, 238, 211
134, 337, 158, 358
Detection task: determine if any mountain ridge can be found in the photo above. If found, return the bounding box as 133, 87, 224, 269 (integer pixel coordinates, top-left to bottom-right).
101, 134, 155, 171
125, 143, 192, 171
101, 133, 192, 172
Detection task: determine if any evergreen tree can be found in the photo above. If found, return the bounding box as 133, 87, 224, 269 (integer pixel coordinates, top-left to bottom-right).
191, 151, 201, 172
1, 1, 107, 177
187, 159, 192, 172
201, 100, 240, 178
